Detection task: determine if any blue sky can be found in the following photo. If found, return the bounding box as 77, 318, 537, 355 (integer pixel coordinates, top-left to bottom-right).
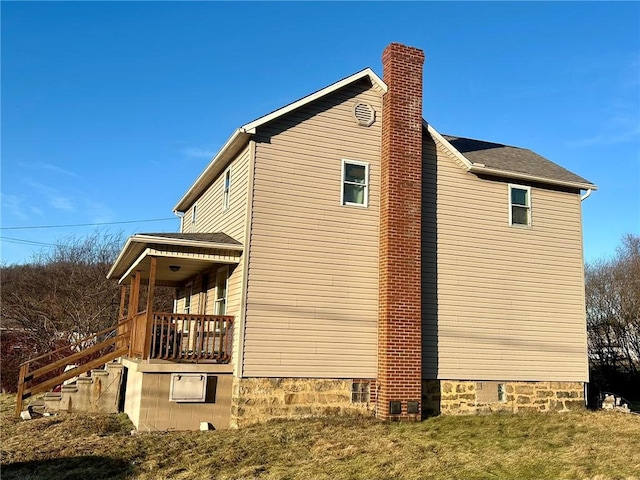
1, 1, 639, 265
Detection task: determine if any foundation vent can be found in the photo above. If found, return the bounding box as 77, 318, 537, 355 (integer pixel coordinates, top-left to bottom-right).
353, 102, 375, 126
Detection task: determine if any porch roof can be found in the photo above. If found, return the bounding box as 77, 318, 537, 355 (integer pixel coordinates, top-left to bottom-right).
107, 233, 243, 287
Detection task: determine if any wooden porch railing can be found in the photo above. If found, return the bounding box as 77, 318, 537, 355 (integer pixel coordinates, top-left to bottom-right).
16, 319, 131, 415
15, 311, 234, 415
149, 313, 233, 362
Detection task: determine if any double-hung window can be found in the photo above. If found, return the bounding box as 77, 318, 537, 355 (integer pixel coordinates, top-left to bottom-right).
222, 169, 231, 211
183, 283, 193, 314
214, 266, 228, 315
509, 184, 531, 226
341, 159, 369, 207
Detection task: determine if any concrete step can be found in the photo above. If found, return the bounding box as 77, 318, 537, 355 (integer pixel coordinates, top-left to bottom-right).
43, 359, 124, 415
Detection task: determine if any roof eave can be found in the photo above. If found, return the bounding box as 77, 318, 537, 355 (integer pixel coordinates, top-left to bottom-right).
106, 236, 136, 280
423, 120, 473, 169
468, 164, 598, 191
241, 68, 387, 133
131, 234, 243, 251
173, 129, 252, 213
423, 120, 597, 191
107, 234, 244, 282
173, 69, 387, 213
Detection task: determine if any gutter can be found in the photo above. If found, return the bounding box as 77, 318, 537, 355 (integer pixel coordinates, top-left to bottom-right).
468, 164, 597, 192
580, 189, 593, 202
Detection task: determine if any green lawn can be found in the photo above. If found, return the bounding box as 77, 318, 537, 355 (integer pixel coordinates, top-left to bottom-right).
2, 395, 639, 480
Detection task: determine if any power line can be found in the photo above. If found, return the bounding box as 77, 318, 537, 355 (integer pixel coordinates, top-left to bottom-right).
1, 236, 57, 246
0, 217, 176, 231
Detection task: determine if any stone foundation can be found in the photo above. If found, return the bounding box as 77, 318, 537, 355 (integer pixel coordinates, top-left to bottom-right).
422, 380, 585, 415
230, 378, 375, 428
229, 377, 585, 427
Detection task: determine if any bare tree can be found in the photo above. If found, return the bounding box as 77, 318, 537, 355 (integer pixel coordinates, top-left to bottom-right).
1, 231, 123, 392
1, 230, 175, 392
2, 231, 124, 339
586, 234, 640, 401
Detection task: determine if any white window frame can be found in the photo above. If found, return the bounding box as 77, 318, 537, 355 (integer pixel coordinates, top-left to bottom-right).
183, 283, 194, 314
222, 168, 231, 212
341, 159, 369, 207
214, 266, 229, 316
508, 184, 531, 227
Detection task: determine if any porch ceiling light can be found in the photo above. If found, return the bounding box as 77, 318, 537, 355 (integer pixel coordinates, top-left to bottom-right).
169, 265, 181, 272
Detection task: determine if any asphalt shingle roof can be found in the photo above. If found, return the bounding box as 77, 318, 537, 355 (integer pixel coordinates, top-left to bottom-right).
138, 232, 242, 245
443, 135, 594, 186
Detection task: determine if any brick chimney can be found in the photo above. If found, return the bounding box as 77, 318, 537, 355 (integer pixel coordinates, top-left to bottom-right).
378, 43, 424, 420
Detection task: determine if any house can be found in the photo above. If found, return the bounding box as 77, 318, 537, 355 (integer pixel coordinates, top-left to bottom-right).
17, 43, 596, 431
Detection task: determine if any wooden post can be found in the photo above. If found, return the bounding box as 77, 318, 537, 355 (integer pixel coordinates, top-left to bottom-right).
117, 285, 128, 350
118, 285, 127, 321
131, 271, 141, 316
143, 257, 157, 359
128, 271, 141, 357
15, 364, 28, 416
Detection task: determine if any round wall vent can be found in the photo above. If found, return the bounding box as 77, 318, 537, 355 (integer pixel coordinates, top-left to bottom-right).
353, 102, 375, 127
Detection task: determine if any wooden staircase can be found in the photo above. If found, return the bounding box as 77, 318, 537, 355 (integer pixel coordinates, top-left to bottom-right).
16, 319, 130, 415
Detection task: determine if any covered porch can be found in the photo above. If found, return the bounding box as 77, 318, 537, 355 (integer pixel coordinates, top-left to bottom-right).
108, 233, 244, 364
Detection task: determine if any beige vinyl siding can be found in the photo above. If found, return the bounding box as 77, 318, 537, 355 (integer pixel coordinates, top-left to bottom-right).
422, 134, 588, 382
176, 145, 251, 366
181, 144, 250, 241
175, 278, 200, 314
243, 79, 382, 378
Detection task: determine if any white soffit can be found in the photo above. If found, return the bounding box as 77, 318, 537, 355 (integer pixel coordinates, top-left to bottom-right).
107, 234, 243, 281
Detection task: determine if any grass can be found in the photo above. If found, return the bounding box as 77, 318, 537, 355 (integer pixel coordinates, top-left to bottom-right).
2, 395, 639, 480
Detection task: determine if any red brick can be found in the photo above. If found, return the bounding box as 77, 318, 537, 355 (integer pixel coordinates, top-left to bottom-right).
377, 43, 424, 420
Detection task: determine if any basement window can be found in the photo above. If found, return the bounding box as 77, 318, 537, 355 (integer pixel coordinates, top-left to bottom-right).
498, 383, 507, 403
341, 160, 369, 207
509, 184, 531, 226
351, 381, 370, 403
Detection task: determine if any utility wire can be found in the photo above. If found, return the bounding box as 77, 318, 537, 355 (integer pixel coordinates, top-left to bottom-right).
1, 236, 57, 246
0, 217, 176, 231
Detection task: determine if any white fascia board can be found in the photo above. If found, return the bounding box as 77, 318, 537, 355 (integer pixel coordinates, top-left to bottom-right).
423, 120, 473, 170
173, 129, 252, 213
469, 165, 598, 191
107, 234, 244, 282
241, 68, 387, 134
107, 236, 137, 280
119, 247, 152, 285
